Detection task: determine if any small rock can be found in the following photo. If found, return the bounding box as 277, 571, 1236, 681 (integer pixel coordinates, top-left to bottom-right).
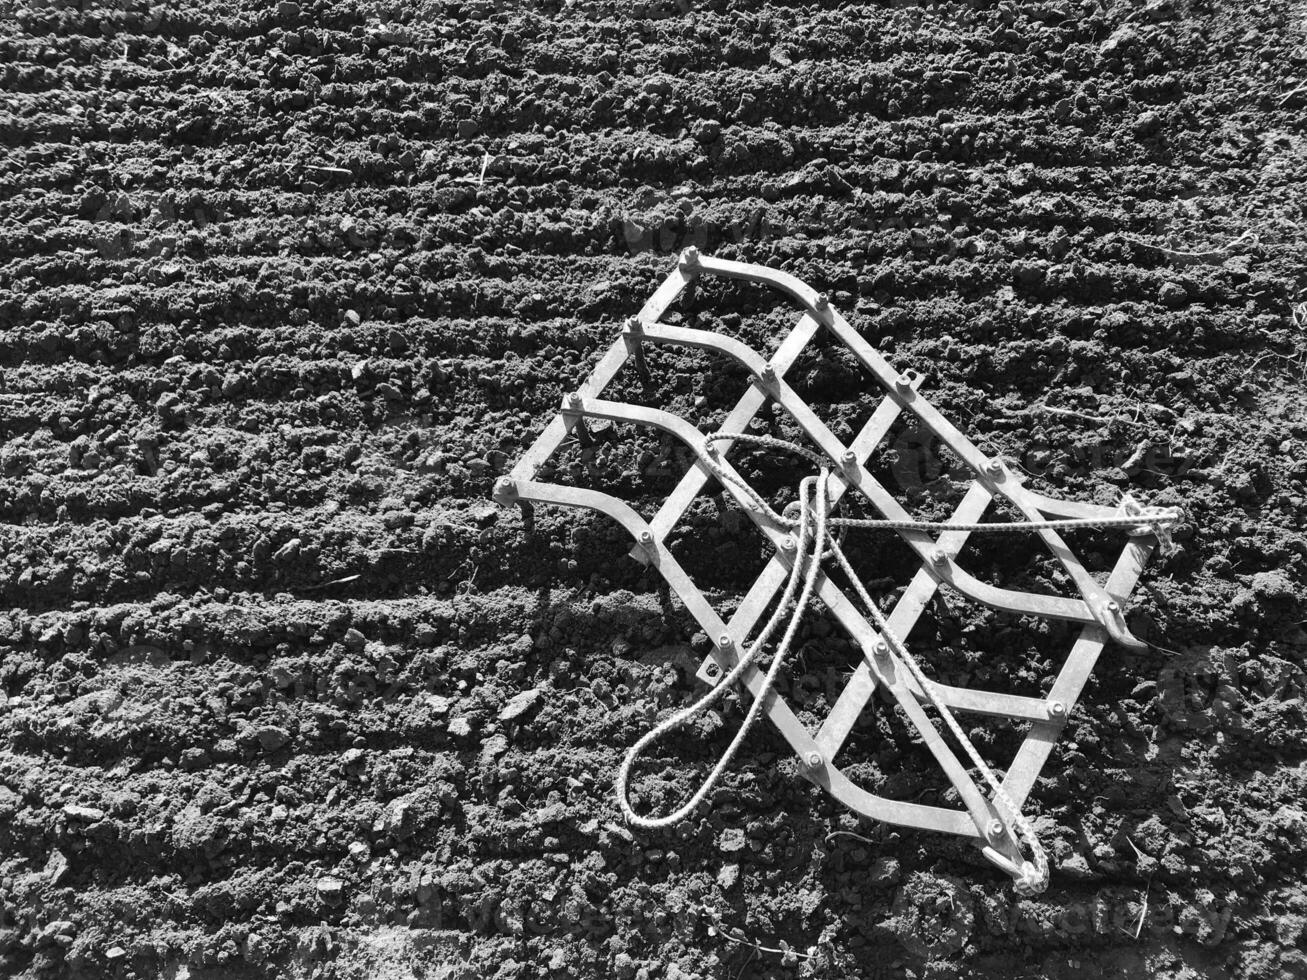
342, 309, 361, 328
106, 946, 127, 960
448, 717, 473, 738
718, 827, 746, 853
499, 688, 542, 722
256, 725, 291, 752
343, 628, 366, 649
317, 877, 345, 904
63, 804, 105, 823
1099, 24, 1137, 55
1158, 281, 1187, 306
44, 849, 69, 884
1133, 110, 1164, 138
717, 863, 739, 890
348, 841, 370, 862
278, 0, 299, 16
480, 733, 509, 761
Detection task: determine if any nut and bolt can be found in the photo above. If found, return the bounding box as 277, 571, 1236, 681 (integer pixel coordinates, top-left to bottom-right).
895, 373, 914, 393
1104, 599, 1121, 614
780, 534, 797, 552
679, 246, 700, 270
873, 639, 890, 656
805, 751, 823, 768
759, 364, 777, 384
928, 547, 947, 566
494, 477, 517, 500
986, 819, 1005, 841
718, 633, 733, 649
814, 293, 829, 310
639, 530, 654, 546
840, 448, 857, 471
985, 458, 1004, 478
623, 316, 643, 333
1048, 700, 1067, 718
567, 391, 584, 409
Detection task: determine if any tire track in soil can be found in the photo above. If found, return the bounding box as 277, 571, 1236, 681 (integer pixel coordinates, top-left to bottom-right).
2, 1, 1307, 978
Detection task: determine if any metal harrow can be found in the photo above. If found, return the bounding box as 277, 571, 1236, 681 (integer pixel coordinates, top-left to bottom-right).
493, 249, 1177, 891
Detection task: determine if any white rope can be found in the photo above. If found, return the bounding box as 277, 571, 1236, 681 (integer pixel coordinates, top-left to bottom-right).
616, 431, 1181, 895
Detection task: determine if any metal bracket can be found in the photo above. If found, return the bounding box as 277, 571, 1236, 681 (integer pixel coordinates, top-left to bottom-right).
496, 250, 1163, 876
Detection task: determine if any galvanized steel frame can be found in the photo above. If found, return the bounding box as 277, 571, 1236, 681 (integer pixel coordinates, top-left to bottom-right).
494, 251, 1158, 872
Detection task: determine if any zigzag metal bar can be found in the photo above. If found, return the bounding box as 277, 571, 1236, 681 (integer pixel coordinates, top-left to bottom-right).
665, 254, 1145, 649
641, 321, 1101, 629
563, 395, 1034, 863
1001, 539, 1153, 812
627, 310, 823, 563
513, 475, 1012, 850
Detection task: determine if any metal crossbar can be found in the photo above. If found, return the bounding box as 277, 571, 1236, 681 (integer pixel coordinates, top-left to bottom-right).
494, 249, 1175, 889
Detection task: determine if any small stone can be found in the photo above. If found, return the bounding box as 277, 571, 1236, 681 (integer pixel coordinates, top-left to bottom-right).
106, 946, 127, 960
317, 877, 345, 904
480, 733, 509, 762
718, 827, 746, 853
1133, 110, 1164, 138
256, 726, 290, 752
278, 0, 299, 15
342, 309, 361, 327
63, 804, 105, 823
448, 717, 473, 738
499, 688, 542, 722
1158, 281, 1187, 306
349, 841, 370, 862
343, 628, 366, 649
717, 863, 739, 890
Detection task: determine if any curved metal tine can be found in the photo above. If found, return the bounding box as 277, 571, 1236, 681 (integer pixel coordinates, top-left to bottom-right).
567, 397, 1011, 840
511, 478, 824, 760
639, 321, 1097, 628
682, 254, 1135, 644
629, 311, 824, 564
509, 261, 689, 487
1000, 537, 1154, 815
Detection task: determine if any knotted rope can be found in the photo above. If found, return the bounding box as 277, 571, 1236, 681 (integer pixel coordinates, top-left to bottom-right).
616, 432, 1182, 895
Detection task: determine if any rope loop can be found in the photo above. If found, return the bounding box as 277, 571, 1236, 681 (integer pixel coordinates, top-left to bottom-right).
617, 430, 1180, 894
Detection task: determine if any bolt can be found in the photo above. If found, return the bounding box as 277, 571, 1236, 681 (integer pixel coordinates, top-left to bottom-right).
1048, 700, 1067, 718
895, 373, 913, 393
985, 458, 1004, 478
494, 477, 517, 501
704, 440, 719, 457
1104, 599, 1121, 615
759, 364, 777, 385
986, 818, 1005, 841
679, 246, 700, 271
805, 750, 823, 769
623, 316, 643, 333
873, 639, 890, 656
639, 530, 654, 546
840, 448, 857, 471
780, 534, 797, 552
814, 293, 829, 310
718, 633, 733, 649
567, 391, 583, 409
928, 547, 947, 566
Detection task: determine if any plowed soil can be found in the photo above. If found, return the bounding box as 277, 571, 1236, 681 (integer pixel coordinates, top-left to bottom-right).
2, 1, 1307, 978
